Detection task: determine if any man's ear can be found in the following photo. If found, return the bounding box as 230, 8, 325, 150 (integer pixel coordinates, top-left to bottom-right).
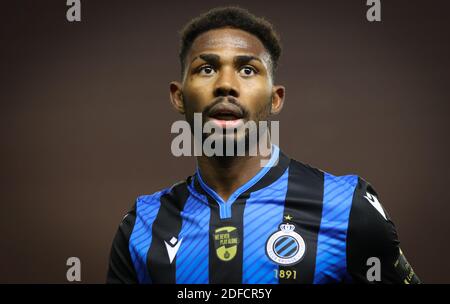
270, 85, 285, 115
169, 81, 185, 114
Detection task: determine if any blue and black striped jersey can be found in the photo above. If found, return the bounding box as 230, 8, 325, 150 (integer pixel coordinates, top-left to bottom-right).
107, 146, 420, 284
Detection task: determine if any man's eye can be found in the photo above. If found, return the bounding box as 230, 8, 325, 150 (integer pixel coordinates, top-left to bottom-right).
239, 66, 257, 77
198, 66, 215, 76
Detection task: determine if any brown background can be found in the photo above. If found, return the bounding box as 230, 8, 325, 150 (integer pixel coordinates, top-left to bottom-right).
1, 0, 449, 283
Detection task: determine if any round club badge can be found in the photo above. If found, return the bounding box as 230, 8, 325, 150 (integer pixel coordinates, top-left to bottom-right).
265, 222, 306, 266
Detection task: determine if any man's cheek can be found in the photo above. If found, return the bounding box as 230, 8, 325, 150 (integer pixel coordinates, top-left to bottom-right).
250, 95, 272, 116
182, 95, 204, 113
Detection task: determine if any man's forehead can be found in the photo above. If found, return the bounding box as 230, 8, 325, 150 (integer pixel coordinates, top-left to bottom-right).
202, 33, 255, 50
188, 28, 270, 63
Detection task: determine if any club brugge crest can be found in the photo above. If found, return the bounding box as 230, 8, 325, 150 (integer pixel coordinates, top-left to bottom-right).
214, 226, 240, 262
266, 222, 306, 266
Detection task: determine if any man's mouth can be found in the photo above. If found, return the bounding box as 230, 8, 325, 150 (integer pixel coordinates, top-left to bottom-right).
209, 110, 244, 129
207, 102, 245, 128
210, 111, 242, 121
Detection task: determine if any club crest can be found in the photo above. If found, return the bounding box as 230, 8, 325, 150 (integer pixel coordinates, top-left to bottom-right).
265, 220, 306, 266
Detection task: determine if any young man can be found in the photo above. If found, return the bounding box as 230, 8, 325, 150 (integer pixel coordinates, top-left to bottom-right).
107, 7, 420, 284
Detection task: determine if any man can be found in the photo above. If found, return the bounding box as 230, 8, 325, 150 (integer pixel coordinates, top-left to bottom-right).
107, 7, 420, 284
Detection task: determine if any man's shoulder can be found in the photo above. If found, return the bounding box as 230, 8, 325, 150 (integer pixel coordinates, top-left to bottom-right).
290, 158, 395, 241
288, 157, 386, 215
135, 178, 190, 206
288, 157, 364, 189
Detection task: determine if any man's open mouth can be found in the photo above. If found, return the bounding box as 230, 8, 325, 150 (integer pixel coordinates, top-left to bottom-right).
208, 103, 244, 120
210, 111, 242, 121
207, 103, 245, 128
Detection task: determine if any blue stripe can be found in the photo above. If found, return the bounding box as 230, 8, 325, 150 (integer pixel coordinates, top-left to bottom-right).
129, 190, 168, 284
278, 241, 298, 257
275, 237, 291, 252
242, 168, 289, 284
196, 145, 280, 219
313, 173, 357, 283
176, 194, 210, 283
243, 221, 281, 266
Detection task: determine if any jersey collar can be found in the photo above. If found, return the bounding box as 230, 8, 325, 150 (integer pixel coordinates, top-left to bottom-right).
188, 145, 291, 219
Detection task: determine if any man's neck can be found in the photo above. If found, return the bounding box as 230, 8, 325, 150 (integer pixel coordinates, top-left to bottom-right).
196, 144, 273, 202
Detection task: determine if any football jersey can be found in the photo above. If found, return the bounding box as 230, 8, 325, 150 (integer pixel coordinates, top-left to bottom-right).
107, 145, 420, 284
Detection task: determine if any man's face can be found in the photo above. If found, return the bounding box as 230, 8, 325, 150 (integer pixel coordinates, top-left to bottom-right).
170, 27, 284, 148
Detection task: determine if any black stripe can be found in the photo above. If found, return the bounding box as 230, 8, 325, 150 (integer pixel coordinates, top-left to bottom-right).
106, 203, 139, 283
146, 183, 190, 283
280, 160, 324, 283
277, 239, 296, 256
285, 247, 298, 257
275, 236, 289, 248
208, 195, 247, 283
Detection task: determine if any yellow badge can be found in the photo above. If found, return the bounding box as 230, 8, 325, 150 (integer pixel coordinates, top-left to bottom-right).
214, 226, 240, 261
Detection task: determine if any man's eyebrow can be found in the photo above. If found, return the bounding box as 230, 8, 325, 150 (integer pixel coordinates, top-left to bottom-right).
190, 54, 264, 66
190, 54, 220, 65
233, 55, 263, 66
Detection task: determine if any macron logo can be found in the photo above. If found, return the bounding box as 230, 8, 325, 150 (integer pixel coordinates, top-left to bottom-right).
164, 237, 182, 264
364, 192, 387, 220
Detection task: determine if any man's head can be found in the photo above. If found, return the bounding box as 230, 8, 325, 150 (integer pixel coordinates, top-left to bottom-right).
178, 6, 282, 78
170, 7, 285, 151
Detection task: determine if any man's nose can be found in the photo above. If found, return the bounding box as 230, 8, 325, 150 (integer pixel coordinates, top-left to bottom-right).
213, 67, 239, 98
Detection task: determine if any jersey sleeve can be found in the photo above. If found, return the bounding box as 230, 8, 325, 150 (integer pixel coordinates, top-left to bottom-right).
106, 204, 139, 284
346, 177, 421, 284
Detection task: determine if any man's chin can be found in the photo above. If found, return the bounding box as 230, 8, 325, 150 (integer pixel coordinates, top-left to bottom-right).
201, 132, 257, 157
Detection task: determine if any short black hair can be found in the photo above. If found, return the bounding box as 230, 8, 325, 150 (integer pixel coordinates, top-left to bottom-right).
179, 6, 282, 77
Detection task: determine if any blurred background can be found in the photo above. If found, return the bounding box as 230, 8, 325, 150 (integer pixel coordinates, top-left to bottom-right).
1, 0, 449, 283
